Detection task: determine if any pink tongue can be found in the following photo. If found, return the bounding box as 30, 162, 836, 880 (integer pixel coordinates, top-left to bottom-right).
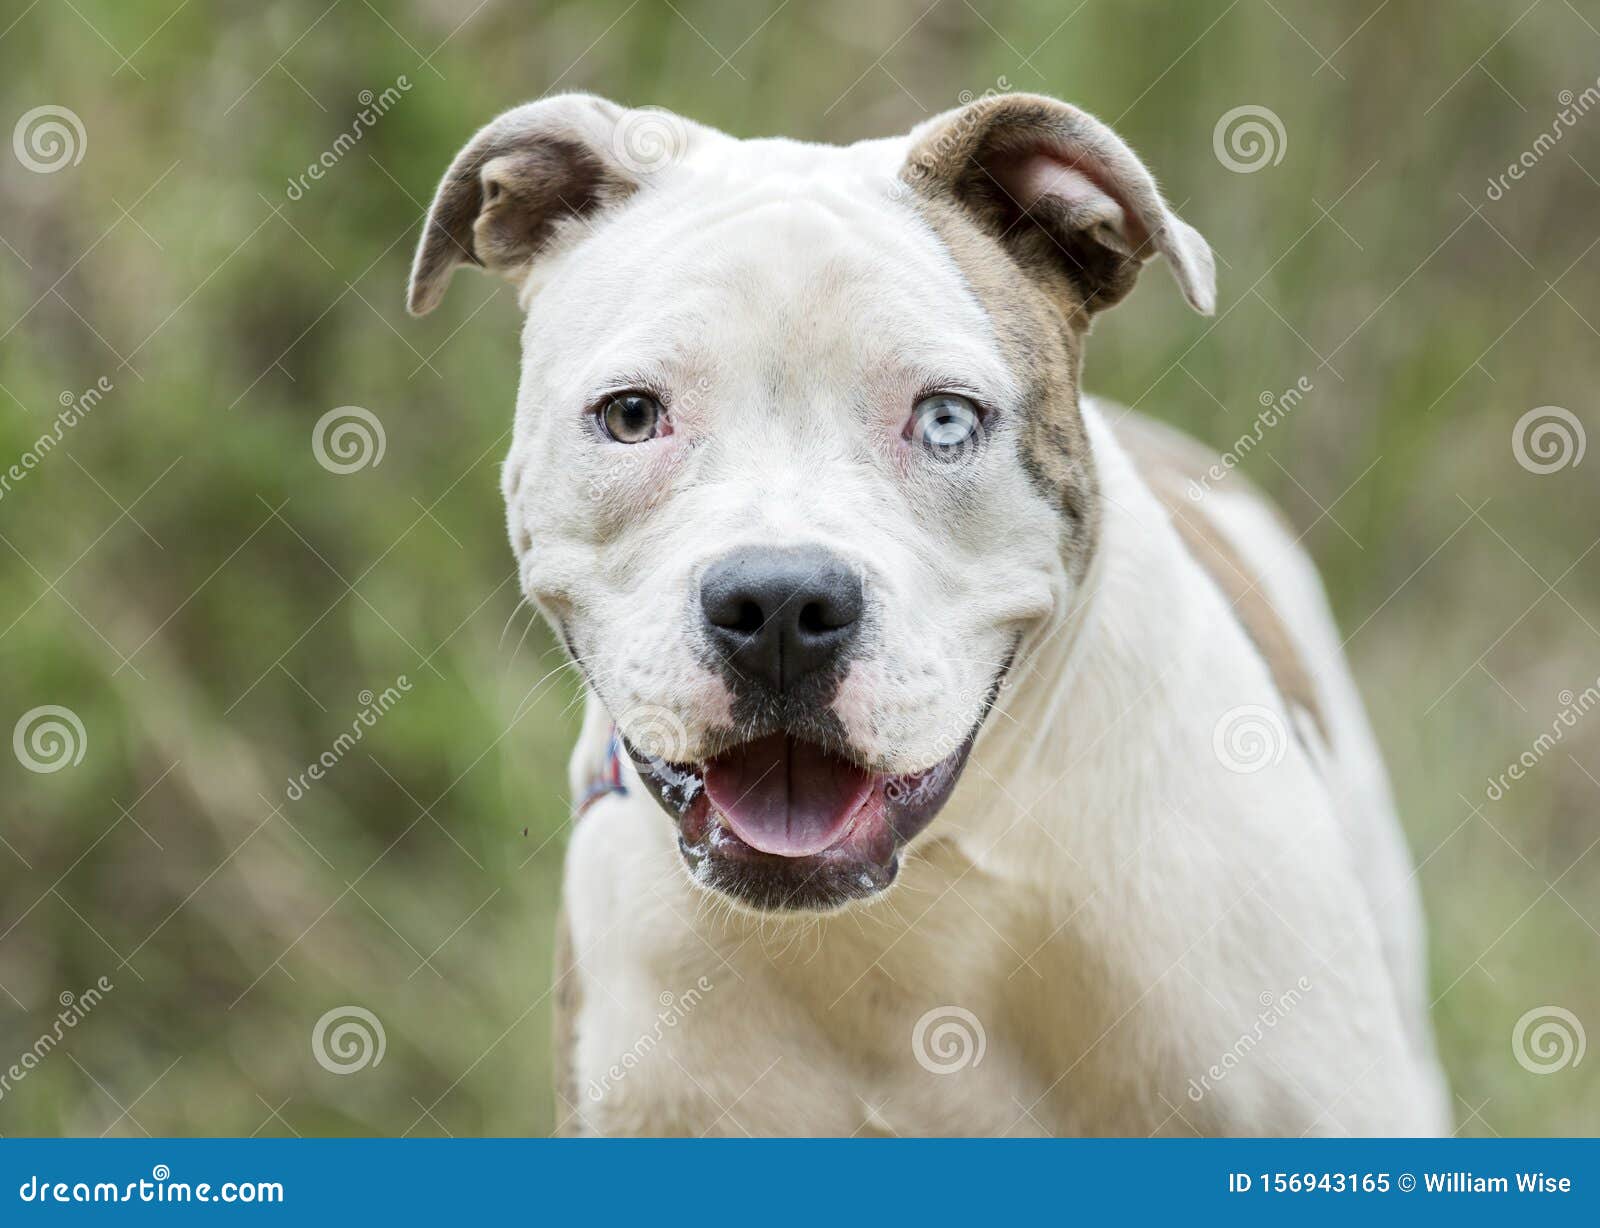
704, 734, 874, 857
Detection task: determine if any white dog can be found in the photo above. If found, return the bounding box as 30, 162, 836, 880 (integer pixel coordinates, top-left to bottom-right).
409, 92, 1450, 1136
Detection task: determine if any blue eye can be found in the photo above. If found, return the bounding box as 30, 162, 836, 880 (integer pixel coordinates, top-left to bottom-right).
908, 394, 983, 454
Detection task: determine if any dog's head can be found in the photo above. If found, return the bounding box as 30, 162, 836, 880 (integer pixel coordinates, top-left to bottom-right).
410, 93, 1213, 913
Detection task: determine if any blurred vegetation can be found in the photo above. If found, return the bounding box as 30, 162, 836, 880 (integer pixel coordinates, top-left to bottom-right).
1, 0, 1596, 1136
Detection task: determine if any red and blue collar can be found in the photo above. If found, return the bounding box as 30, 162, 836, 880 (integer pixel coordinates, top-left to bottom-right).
575, 724, 627, 818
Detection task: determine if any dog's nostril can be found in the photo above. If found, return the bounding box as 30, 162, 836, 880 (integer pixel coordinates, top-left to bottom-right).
732, 601, 764, 635
797, 600, 834, 634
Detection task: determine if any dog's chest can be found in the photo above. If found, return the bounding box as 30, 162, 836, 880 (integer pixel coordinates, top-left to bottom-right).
562, 827, 1131, 1136
574, 939, 1054, 1136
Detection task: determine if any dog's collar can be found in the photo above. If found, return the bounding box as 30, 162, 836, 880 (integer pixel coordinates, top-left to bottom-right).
575, 724, 627, 818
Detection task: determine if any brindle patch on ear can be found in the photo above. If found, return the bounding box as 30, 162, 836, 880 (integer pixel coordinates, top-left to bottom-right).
905, 95, 1134, 311
1113, 412, 1329, 745
408, 94, 647, 317
901, 93, 1216, 317
908, 194, 1101, 581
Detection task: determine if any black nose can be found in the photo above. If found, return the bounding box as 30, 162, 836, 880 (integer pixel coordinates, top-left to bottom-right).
699, 546, 864, 692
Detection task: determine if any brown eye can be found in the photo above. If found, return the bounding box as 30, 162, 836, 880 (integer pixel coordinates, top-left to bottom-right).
600, 392, 666, 444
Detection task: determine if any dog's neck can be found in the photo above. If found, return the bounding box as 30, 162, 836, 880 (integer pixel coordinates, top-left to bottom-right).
943, 403, 1216, 876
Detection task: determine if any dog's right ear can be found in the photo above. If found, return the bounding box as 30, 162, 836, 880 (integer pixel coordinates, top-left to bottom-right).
408, 94, 672, 316
902, 93, 1215, 318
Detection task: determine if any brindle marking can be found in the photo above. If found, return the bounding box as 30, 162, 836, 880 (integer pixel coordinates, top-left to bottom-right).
411, 132, 635, 315
900, 94, 1210, 585
906, 193, 1101, 583
1112, 412, 1329, 744
551, 904, 584, 1135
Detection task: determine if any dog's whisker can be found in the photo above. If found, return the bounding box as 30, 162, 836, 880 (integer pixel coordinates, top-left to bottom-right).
498, 596, 533, 651
507, 600, 542, 664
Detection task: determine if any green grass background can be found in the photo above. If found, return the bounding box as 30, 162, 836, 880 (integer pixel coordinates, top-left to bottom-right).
1, 0, 1597, 1136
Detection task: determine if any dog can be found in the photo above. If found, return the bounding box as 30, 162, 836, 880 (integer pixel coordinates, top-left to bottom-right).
407, 92, 1451, 1136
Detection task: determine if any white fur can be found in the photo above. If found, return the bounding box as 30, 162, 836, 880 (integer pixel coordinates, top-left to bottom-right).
559, 402, 1449, 1136
419, 96, 1449, 1136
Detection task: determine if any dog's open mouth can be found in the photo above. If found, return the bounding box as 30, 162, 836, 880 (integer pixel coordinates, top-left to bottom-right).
625, 731, 975, 913
621, 665, 1009, 913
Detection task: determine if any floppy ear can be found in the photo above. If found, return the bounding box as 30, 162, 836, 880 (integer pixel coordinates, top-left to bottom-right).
407, 94, 677, 315
902, 93, 1215, 317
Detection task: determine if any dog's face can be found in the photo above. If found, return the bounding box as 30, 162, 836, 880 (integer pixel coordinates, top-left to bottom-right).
410, 93, 1212, 913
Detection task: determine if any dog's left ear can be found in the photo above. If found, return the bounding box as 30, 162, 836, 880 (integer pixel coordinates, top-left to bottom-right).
408, 94, 690, 316
903, 93, 1215, 317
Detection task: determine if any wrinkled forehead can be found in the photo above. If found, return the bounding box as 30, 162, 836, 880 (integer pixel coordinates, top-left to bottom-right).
521, 172, 1017, 403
